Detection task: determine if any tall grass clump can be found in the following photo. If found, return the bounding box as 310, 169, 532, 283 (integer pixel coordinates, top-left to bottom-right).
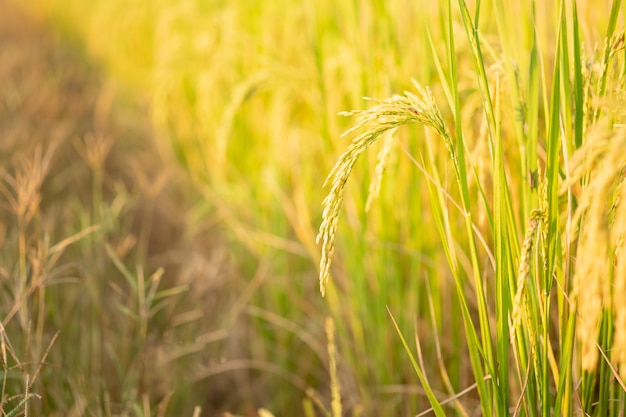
14, 0, 626, 414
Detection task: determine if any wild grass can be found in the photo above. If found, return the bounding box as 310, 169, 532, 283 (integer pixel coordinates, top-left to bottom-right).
9, 0, 626, 415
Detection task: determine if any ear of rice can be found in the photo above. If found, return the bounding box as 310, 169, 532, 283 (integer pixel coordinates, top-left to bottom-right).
317, 82, 450, 296
567, 127, 626, 373
612, 170, 626, 380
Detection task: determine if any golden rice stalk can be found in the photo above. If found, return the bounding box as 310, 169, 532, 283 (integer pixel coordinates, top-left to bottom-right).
574, 193, 609, 372
593, 27, 625, 122
510, 207, 545, 392
609, 27, 625, 59
510, 208, 545, 342
317, 81, 450, 296
566, 126, 626, 372
365, 128, 396, 213
612, 176, 626, 380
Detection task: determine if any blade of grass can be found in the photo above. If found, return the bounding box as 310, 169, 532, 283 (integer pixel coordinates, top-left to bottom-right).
447, 1, 499, 414
572, 1, 584, 150
553, 308, 576, 417
542, 2, 567, 415
386, 306, 446, 417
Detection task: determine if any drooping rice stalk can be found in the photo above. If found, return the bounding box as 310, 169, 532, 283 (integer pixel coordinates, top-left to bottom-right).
317, 82, 450, 297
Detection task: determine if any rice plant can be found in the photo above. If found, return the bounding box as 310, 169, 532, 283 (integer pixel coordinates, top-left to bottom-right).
320, 0, 626, 415
10, 0, 626, 415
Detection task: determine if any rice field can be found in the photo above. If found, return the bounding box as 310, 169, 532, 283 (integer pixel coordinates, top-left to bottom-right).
4, 0, 626, 415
